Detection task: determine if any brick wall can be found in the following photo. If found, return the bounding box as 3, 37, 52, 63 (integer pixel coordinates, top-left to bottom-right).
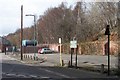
36, 41, 119, 55
22, 46, 41, 53
80, 41, 119, 55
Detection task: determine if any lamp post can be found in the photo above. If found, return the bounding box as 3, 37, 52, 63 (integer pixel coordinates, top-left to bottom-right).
26, 14, 36, 60
105, 25, 110, 76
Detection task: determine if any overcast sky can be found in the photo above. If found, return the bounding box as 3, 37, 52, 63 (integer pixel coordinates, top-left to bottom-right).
0, 0, 118, 36
0, 0, 76, 36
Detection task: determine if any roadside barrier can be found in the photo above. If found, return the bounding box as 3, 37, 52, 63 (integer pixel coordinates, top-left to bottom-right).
22, 54, 41, 61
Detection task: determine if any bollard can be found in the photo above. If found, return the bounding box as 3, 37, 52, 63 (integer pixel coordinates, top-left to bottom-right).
28, 55, 29, 59
25, 55, 27, 58
34, 56, 36, 60
31, 56, 34, 60
36, 57, 38, 61
26, 55, 28, 58
27, 55, 29, 59
31, 56, 32, 60
101, 64, 104, 73
28, 55, 30, 59
23, 55, 24, 58
35, 56, 37, 61
62, 60, 64, 66
68, 61, 70, 67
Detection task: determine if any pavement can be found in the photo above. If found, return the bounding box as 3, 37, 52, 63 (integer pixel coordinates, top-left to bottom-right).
5, 52, 55, 66
5, 52, 119, 75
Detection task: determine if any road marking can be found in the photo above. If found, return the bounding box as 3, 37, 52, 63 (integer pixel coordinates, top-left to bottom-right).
3, 72, 69, 79
29, 75, 37, 77
40, 76, 50, 78
3, 72, 37, 78
5, 73, 16, 76
39, 68, 70, 78
17, 74, 27, 77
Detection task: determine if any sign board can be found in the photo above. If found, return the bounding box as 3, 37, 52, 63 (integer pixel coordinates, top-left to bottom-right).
59, 38, 61, 44
70, 40, 77, 48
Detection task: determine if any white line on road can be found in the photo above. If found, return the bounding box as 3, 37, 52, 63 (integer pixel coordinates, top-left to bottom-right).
40, 76, 50, 78
29, 75, 38, 78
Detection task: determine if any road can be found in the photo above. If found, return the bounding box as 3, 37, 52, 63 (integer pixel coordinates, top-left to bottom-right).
27, 53, 117, 68
1, 53, 119, 80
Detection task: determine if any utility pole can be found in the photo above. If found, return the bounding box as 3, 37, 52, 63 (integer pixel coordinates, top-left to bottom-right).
21, 5, 23, 60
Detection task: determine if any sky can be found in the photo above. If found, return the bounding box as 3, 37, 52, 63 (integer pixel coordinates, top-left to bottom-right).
0, 0, 118, 36
0, 0, 76, 36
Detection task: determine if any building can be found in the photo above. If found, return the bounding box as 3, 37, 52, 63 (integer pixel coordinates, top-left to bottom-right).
0, 36, 11, 52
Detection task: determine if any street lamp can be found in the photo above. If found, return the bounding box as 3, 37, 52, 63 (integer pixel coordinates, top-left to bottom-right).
105, 25, 110, 76
26, 14, 37, 60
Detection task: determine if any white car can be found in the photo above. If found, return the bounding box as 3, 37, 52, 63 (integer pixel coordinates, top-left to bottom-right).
38, 48, 53, 54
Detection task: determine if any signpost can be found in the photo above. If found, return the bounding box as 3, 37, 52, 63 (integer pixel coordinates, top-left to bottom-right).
105, 25, 110, 76
70, 40, 77, 68
59, 38, 62, 66
70, 41, 77, 49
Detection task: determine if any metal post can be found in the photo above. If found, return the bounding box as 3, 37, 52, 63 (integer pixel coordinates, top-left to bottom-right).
5, 46, 6, 55
75, 48, 78, 68
108, 33, 110, 76
33, 15, 36, 60
21, 5, 23, 60
105, 25, 110, 76
101, 64, 104, 73
25, 14, 36, 60
60, 43, 62, 66
71, 48, 74, 67
59, 38, 62, 66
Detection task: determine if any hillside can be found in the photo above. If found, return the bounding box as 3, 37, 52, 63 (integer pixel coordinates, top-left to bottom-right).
93, 27, 118, 41
5, 2, 118, 47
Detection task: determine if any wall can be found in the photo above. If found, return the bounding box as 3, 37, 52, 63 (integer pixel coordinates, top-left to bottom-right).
37, 41, 119, 55
22, 46, 40, 53
80, 41, 119, 55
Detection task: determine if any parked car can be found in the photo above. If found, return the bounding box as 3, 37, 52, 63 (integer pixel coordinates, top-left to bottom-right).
38, 48, 53, 54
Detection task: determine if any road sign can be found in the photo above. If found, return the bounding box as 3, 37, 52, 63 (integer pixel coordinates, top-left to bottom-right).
59, 38, 61, 44
70, 40, 77, 48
